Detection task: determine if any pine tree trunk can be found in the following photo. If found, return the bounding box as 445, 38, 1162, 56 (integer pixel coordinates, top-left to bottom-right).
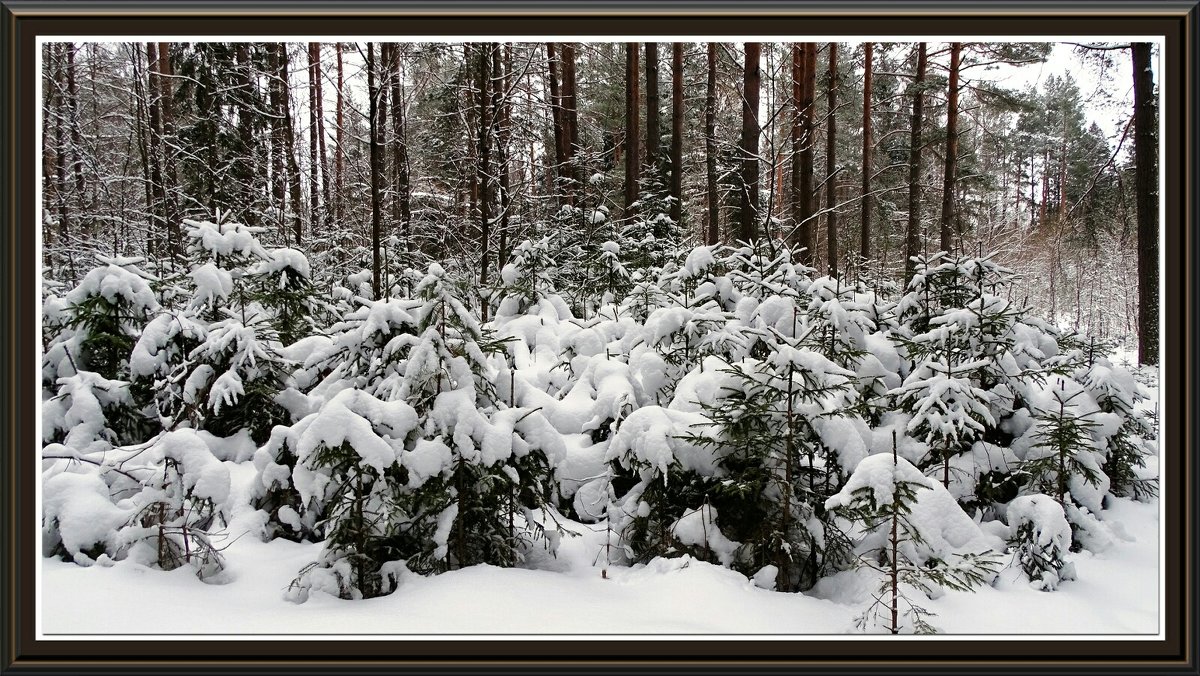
477, 44, 493, 299
144, 43, 166, 251
825, 43, 839, 277
645, 43, 659, 171
790, 44, 803, 252
705, 43, 719, 245
939, 42, 961, 257
54, 45, 71, 244
496, 43, 513, 272
279, 44, 304, 245
624, 42, 640, 219
561, 43, 581, 196
307, 42, 321, 229
66, 44, 84, 228
268, 43, 286, 232
130, 45, 154, 255
738, 42, 760, 243
545, 42, 568, 197
335, 42, 345, 225
904, 43, 928, 281
860, 42, 873, 265
367, 43, 383, 299
799, 43, 817, 263
157, 42, 180, 253
312, 44, 331, 233
670, 43, 684, 228
1132, 42, 1158, 365
390, 43, 411, 242
233, 44, 258, 228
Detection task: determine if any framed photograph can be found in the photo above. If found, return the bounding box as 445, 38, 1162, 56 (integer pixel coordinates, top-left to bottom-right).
4, 1, 1194, 673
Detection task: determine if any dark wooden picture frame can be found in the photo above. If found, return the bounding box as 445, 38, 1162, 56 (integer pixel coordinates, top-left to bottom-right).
3, 2, 1195, 674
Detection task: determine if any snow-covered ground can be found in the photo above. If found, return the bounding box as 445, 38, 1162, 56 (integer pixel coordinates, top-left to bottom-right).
40, 456, 1159, 637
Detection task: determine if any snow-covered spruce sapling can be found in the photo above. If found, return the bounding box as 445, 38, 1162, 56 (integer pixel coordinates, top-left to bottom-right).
724, 240, 814, 303
397, 264, 561, 573
1078, 356, 1158, 500
63, 262, 160, 381
1006, 494, 1075, 591
286, 390, 416, 600
824, 433, 999, 634
1020, 380, 1105, 511
128, 310, 208, 428
42, 370, 147, 454
305, 298, 420, 402
496, 236, 559, 317
173, 315, 293, 444
595, 240, 632, 309
682, 354, 857, 592
891, 326, 997, 491
250, 248, 328, 346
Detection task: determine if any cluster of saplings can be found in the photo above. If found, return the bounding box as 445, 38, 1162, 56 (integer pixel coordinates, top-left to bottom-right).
41, 216, 1156, 633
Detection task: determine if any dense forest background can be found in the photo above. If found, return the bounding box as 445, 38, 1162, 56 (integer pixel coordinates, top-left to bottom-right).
40, 40, 1159, 362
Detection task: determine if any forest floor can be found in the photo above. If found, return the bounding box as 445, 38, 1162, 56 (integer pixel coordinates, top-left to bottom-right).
41, 363, 1161, 638
38, 484, 1161, 637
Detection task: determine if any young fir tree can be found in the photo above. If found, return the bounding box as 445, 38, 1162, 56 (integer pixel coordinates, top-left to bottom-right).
1020, 379, 1106, 512
250, 247, 328, 346
396, 263, 561, 574
825, 433, 1000, 634
496, 237, 559, 318
1077, 355, 1158, 500
285, 389, 417, 600
305, 297, 421, 401
682, 347, 859, 592
63, 261, 160, 381
46, 261, 161, 447
173, 314, 293, 444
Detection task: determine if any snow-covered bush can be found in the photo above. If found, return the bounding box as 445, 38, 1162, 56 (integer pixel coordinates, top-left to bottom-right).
1006, 494, 1075, 591
119, 429, 232, 581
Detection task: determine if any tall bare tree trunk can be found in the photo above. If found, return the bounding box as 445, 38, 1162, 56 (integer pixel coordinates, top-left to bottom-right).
645, 42, 659, 171
561, 42, 581, 196
799, 44, 817, 264
233, 44, 258, 228
496, 43, 513, 272
545, 42, 568, 196
54, 45, 71, 244
904, 42, 928, 281
624, 42, 640, 218
367, 43, 382, 299
939, 42, 962, 256
268, 43, 286, 232
860, 42, 873, 264
335, 42, 345, 225
738, 42, 760, 243
66, 44, 84, 217
310, 44, 330, 232
307, 42, 321, 229
157, 42, 180, 253
670, 43, 684, 228
389, 43, 411, 242
477, 44, 493, 302
1132, 42, 1158, 365
279, 44, 303, 244
790, 45, 803, 252
825, 43, 839, 277
705, 43, 719, 245
144, 43, 167, 252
